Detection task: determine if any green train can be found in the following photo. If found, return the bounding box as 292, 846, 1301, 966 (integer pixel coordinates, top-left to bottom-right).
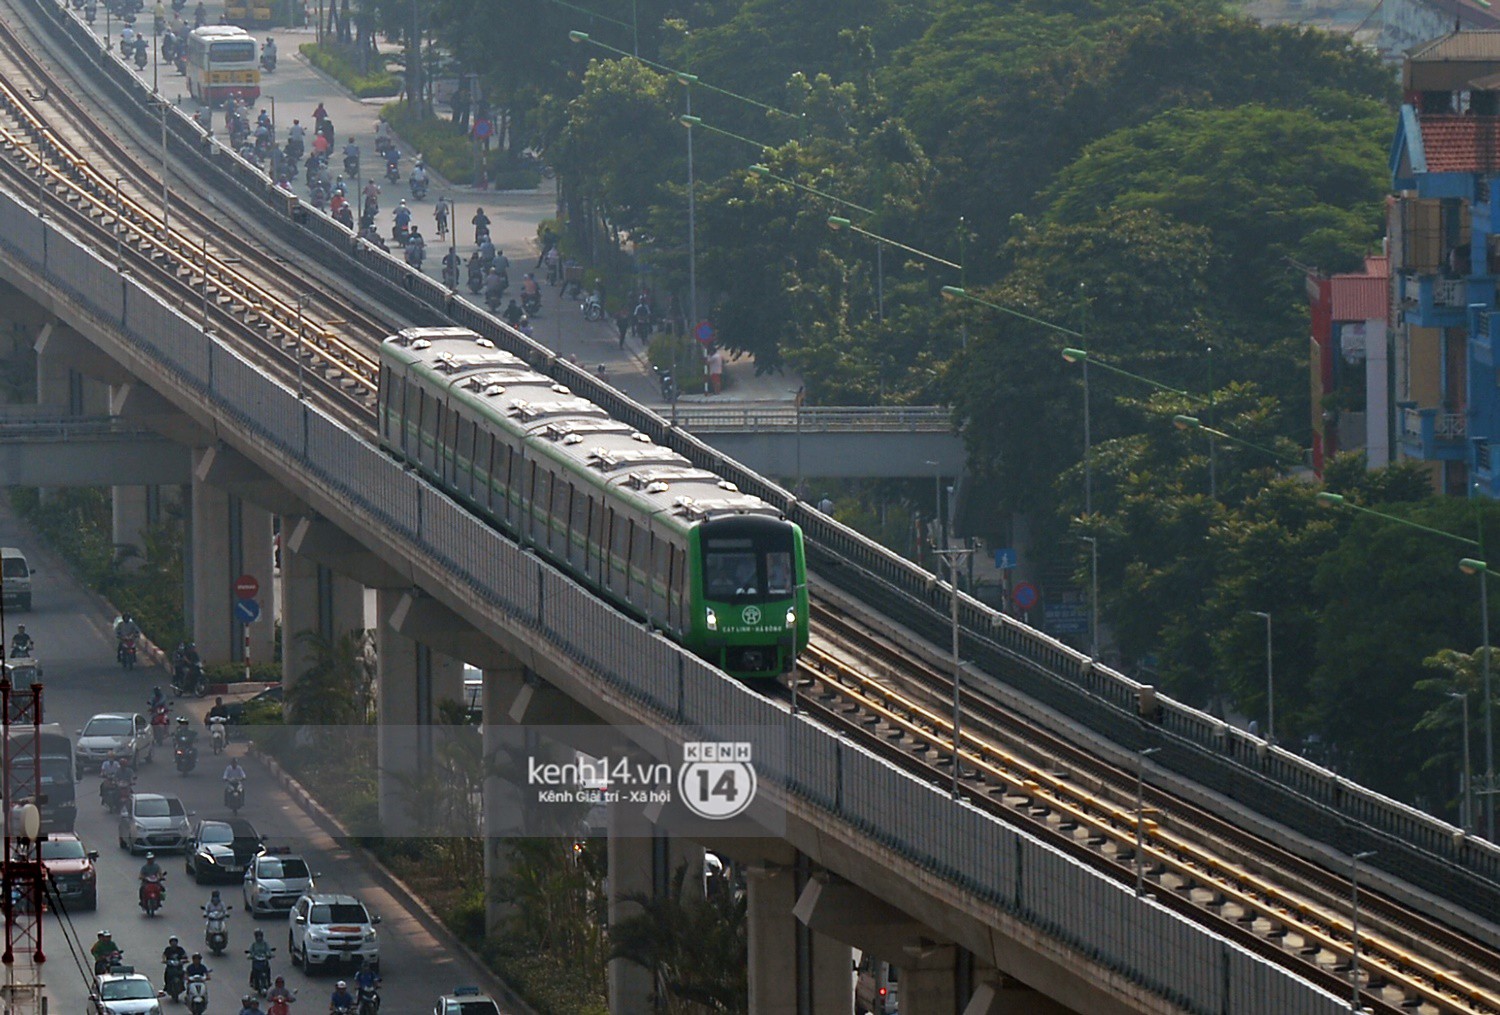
377, 328, 810, 679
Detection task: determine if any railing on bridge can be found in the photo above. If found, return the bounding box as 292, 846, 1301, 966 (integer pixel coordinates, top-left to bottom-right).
668, 404, 954, 432
0, 412, 159, 442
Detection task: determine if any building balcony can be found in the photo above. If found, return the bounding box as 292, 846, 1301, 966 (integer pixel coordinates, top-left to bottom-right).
1399, 404, 1469, 461
1402, 274, 1470, 328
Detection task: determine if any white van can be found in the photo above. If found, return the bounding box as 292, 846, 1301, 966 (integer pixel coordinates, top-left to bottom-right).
855, 954, 899, 1014
1, 548, 34, 612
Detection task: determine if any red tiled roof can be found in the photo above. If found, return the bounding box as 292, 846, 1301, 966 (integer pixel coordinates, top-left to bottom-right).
1419, 114, 1500, 173
1330, 257, 1389, 323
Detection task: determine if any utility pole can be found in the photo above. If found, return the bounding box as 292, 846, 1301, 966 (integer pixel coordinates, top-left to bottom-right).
0, 668, 47, 1015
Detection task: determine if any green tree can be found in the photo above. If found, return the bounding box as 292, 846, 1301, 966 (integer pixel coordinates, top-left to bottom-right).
286, 629, 375, 726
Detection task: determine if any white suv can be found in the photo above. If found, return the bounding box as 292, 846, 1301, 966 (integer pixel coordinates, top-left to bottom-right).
288, 893, 380, 972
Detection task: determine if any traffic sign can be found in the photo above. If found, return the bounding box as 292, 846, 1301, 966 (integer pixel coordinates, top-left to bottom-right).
1012, 581, 1040, 611
694, 320, 715, 346
233, 574, 259, 599
471, 118, 492, 140
994, 548, 1017, 570
234, 598, 261, 624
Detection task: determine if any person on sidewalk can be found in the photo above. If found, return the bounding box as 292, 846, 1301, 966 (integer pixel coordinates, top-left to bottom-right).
615, 309, 630, 349
707, 345, 724, 394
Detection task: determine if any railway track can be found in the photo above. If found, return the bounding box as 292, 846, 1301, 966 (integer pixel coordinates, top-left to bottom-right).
797, 599, 1500, 1014
1, 2, 1497, 1012
0, 1, 384, 424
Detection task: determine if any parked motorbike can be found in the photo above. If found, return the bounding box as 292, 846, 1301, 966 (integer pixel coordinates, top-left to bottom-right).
203, 904, 231, 956
656, 366, 677, 403
580, 291, 603, 322
224, 778, 245, 815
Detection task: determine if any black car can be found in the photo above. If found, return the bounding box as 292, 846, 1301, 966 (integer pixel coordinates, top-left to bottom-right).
185, 818, 263, 883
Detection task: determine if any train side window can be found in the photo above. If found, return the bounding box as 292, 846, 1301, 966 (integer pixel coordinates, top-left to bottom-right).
571, 486, 589, 564
652, 534, 668, 616
605, 509, 619, 588
535, 467, 551, 546
378, 371, 391, 440
592, 499, 608, 579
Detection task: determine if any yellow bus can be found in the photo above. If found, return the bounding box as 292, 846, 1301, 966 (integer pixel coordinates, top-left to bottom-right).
185, 25, 260, 106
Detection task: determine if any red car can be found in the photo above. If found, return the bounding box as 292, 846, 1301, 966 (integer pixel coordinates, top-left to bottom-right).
39, 832, 98, 910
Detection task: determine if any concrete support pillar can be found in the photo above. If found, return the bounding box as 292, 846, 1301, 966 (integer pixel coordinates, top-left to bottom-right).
112, 485, 151, 561
901, 945, 958, 1015
746, 864, 798, 1015
189, 452, 232, 662
481, 660, 525, 935
608, 805, 655, 1015
376, 587, 421, 834
34, 323, 78, 414
239, 501, 275, 666
279, 532, 320, 694
963, 973, 1072, 1015
431, 652, 465, 718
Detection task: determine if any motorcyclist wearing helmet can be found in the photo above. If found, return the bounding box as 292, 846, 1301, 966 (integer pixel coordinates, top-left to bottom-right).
163, 935, 188, 964
246, 928, 273, 987
239, 996, 262, 1015
92, 930, 122, 964
174, 715, 198, 743
115, 613, 142, 642
266, 977, 294, 1007
9, 626, 32, 658
352, 959, 380, 994
205, 890, 227, 920
139, 852, 164, 907
185, 952, 210, 980
262, 37, 276, 62
329, 982, 354, 1013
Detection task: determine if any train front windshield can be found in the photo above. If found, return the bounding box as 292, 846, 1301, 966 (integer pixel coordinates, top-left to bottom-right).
702, 524, 795, 604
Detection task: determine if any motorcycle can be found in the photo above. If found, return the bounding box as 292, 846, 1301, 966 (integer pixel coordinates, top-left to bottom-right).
521, 290, 541, 318
134, 41, 148, 70
100, 775, 126, 813
85, 3, 96, 23
581, 291, 603, 322
164, 957, 186, 1001
95, 952, 124, 976
117, 635, 137, 669
484, 287, 505, 313
467, 263, 484, 294
247, 947, 275, 995
392, 221, 410, 247
224, 778, 245, 815
209, 716, 228, 755
260, 48, 276, 73
343, 154, 359, 179
174, 738, 198, 775
657, 366, 677, 403
405, 242, 425, 271
356, 986, 379, 1015
409, 175, 427, 200
186, 974, 210, 1015
140, 873, 166, 916
173, 660, 207, 698
203, 904, 231, 956
384, 153, 400, 183
151, 705, 172, 745
441, 257, 460, 289
267, 989, 296, 1015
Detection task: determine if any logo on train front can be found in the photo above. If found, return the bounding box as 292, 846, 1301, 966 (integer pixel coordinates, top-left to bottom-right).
741, 605, 762, 625
679, 742, 757, 820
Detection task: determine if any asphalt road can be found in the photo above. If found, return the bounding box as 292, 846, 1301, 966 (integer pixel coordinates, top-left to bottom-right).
0, 504, 494, 1015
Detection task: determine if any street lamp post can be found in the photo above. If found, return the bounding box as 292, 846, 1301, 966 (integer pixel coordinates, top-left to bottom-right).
677, 76, 698, 331
1249, 611, 1273, 742
1450, 691, 1473, 831
1135, 746, 1161, 896
1080, 536, 1099, 659
1349, 850, 1376, 1013
934, 547, 974, 800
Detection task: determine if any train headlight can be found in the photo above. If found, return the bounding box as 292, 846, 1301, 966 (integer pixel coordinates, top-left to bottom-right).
785, 608, 797, 628
705, 607, 718, 631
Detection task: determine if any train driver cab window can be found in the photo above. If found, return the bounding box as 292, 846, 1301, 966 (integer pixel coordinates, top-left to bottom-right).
767, 552, 792, 596
705, 542, 758, 599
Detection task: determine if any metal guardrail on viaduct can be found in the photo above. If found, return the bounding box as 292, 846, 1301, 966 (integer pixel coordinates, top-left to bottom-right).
10, 2, 1500, 1008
